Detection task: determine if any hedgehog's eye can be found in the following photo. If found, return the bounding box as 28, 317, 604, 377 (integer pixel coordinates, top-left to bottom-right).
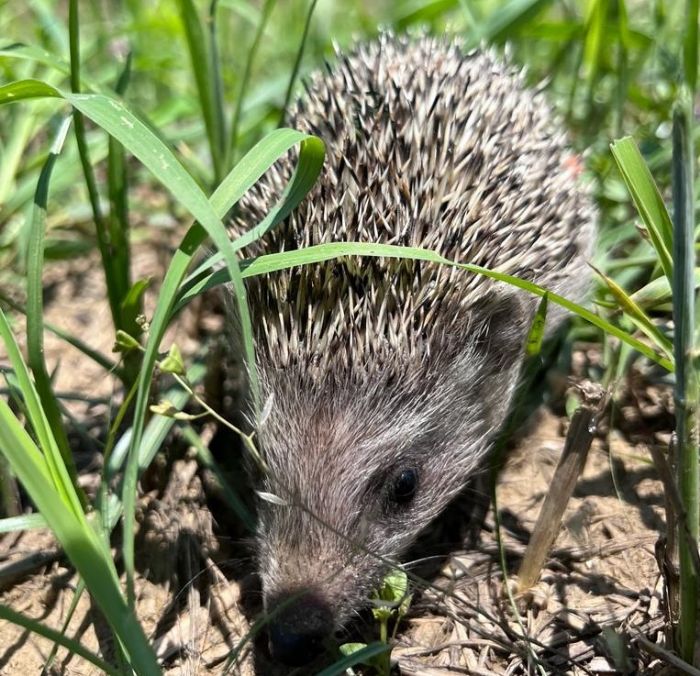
389, 468, 419, 505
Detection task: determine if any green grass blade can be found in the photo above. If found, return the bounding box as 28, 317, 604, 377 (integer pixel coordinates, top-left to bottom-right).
0, 78, 63, 103
278, 0, 319, 126
685, 0, 699, 93
25, 115, 83, 501
228, 0, 276, 164
0, 396, 159, 675
211, 128, 323, 217
0, 309, 82, 519
526, 293, 548, 357
672, 92, 699, 664
69, 0, 133, 361
176, 0, 226, 183
208, 0, 227, 172
0, 291, 119, 375
178, 241, 675, 372
582, 0, 605, 89
593, 265, 674, 358
472, 0, 555, 44
610, 137, 674, 282
0, 513, 47, 532
0, 604, 118, 675
629, 273, 700, 311
107, 51, 134, 316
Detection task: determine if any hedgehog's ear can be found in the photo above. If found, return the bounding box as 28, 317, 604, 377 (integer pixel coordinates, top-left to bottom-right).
467, 287, 530, 376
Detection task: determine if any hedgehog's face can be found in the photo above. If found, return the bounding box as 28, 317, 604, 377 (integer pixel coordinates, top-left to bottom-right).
253, 297, 526, 666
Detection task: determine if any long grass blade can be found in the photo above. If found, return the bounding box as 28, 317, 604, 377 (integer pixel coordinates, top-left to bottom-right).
176, 0, 226, 183
178, 241, 675, 372
0, 291, 119, 374
278, 0, 319, 127
672, 91, 699, 664
592, 265, 674, 358
685, 0, 699, 93
0, 604, 118, 675
0, 310, 160, 675
228, 0, 276, 164
610, 136, 674, 282
25, 116, 82, 495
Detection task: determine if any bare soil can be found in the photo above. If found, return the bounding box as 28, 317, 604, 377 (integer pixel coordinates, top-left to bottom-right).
0, 244, 674, 675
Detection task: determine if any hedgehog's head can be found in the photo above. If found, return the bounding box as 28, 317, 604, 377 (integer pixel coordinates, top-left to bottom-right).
250, 290, 528, 666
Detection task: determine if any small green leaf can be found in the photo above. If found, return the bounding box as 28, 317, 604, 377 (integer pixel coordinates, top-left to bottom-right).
150, 398, 202, 420
113, 330, 141, 352
120, 278, 150, 340
592, 265, 673, 359
158, 344, 185, 375
371, 568, 410, 622
316, 643, 390, 676
339, 642, 368, 657
378, 568, 408, 603
526, 292, 548, 356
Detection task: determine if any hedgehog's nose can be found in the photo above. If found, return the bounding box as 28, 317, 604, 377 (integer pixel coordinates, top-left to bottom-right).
266, 591, 333, 666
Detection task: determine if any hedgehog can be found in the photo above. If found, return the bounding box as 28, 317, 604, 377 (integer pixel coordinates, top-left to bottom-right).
229, 34, 595, 667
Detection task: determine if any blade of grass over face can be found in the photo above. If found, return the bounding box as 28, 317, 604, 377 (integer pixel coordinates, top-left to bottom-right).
610, 137, 674, 283
0, 605, 118, 676
278, 0, 319, 127
178, 241, 675, 373
25, 115, 83, 502
671, 92, 699, 664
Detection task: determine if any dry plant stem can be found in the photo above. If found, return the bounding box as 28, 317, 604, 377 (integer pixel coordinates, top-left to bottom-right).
516, 383, 606, 591
648, 442, 700, 578
636, 634, 700, 676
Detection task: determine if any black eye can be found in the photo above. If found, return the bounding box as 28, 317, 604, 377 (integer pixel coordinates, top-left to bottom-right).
390, 468, 418, 505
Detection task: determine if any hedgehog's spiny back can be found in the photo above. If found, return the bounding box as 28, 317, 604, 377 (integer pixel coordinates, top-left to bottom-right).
236, 35, 594, 378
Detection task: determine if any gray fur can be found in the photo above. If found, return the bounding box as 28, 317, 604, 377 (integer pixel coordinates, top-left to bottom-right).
231, 35, 595, 634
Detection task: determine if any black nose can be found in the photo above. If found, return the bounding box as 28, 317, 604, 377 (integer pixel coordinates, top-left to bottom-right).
266, 591, 333, 666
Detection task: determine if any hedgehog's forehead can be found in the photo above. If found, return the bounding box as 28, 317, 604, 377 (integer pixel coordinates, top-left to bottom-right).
258, 365, 438, 473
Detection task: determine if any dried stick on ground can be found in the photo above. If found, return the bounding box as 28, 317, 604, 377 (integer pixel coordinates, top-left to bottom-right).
516, 382, 607, 591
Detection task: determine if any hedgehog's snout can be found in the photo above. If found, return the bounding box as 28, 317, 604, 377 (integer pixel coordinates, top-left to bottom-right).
266, 589, 334, 666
